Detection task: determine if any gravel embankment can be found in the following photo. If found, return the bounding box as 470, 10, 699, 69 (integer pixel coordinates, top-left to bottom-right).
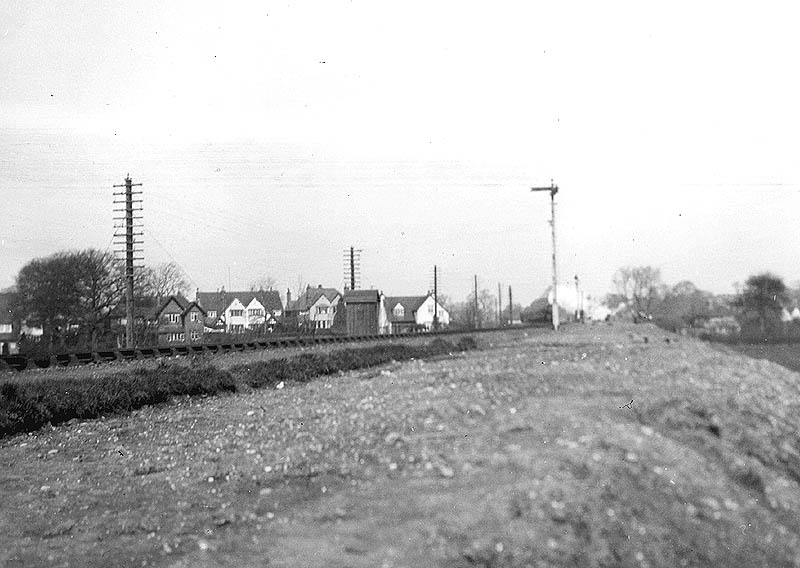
1, 324, 799, 567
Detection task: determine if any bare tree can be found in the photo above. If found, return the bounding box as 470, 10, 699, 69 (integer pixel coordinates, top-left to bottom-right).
250, 275, 277, 291
294, 275, 310, 304
464, 289, 498, 329
613, 266, 663, 322
76, 249, 124, 349
139, 262, 191, 301
15, 249, 123, 350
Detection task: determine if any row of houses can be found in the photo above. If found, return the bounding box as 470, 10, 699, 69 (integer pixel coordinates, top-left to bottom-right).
147, 285, 450, 346
0, 285, 450, 353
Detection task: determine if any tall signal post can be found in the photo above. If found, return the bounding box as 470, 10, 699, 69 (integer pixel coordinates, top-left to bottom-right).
113, 176, 143, 347
531, 181, 560, 331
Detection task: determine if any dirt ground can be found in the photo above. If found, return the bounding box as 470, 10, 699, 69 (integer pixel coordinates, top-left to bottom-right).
2, 323, 800, 567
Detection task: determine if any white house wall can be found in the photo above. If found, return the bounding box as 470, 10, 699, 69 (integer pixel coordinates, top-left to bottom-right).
309, 295, 338, 329
225, 298, 247, 331
245, 298, 266, 329
416, 296, 450, 328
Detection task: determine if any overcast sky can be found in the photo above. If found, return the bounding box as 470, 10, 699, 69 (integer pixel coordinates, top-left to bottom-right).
2, 1, 799, 305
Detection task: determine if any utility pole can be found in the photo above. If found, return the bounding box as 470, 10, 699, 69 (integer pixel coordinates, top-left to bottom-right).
531, 181, 559, 331
498, 282, 502, 327
342, 246, 362, 290
508, 285, 513, 325
433, 265, 439, 331
474, 274, 479, 329
113, 175, 143, 348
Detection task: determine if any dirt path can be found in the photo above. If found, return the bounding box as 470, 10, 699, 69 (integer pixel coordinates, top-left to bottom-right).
2, 324, 800, 567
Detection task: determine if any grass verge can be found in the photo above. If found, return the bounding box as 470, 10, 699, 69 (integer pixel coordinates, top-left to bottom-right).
0, 336, 477, 439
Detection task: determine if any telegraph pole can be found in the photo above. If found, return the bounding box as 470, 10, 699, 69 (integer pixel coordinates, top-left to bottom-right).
113, 175, 143, 348
342, 246, 362, 290
508, 285, 513, 325
531, 181, 559, 331
497, 282, 502, 327
474, 275, 479, 329
433, 265, 439, 330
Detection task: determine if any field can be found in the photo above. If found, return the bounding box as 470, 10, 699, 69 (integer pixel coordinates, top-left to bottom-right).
720, 341, 800, 374
2, 323, 800, 567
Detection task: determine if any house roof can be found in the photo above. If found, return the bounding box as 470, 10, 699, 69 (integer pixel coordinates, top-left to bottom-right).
384, 295, 429, 323
110, 296, 161, 320
287, 287, 340, 312
154, 295, 206, 318
343, 289, 382, 304
197, 290, 283, 314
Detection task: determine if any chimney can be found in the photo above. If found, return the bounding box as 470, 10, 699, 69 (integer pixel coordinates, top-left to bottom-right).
286, 288, 292, 307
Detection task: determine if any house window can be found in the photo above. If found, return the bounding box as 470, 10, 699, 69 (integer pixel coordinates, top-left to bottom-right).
248, 308, 264, 317
190, 330, 200, 341
428, 304, 435, 314
393, 305, 405, 317
190, 312, 198, 322
230, 324, 244, 333
317, 306, 328, 315
168, 332, 185, 342
230, 309, 244, 317
208, 311, 217, 318
167, 313, 180, 323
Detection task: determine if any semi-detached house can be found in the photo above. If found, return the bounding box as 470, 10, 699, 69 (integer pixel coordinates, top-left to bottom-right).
285, 286, 341, 331
153, 295, 206, 345
196, 289, 283, 334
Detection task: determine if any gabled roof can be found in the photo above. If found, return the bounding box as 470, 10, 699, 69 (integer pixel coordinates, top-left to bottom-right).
343, 289, 382, 304
197, 290, 284, 315
287, 287, 340, 312
154, 295, 206, 319
384, 295, 429, 323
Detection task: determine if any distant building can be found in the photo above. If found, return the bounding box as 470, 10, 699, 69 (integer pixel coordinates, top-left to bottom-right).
385, 294, 449, 333
342, 289, 389, 335
0, 291, 43, 355
149, 295, 206, 345
0, 292, 17, 355
196, 289, 283, 334
285, 286, 341, 331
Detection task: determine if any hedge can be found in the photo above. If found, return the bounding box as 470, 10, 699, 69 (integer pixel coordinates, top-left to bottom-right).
0, 338, 476, 438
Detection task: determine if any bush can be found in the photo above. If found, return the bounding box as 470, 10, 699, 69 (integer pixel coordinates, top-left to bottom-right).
1, 336, 476, 438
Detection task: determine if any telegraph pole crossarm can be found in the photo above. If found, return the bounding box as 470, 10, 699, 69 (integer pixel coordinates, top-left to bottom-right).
113, 176, 143, 348
531, 181, 560, 331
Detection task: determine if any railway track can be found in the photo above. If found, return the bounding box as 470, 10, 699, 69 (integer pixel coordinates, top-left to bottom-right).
0, 325, 543, 372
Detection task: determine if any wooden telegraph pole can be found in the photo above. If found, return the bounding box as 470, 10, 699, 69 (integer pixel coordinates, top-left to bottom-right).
113, 175, 143, 348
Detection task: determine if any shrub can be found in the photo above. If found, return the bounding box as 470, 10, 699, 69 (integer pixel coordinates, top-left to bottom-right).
0, 336, 476, 438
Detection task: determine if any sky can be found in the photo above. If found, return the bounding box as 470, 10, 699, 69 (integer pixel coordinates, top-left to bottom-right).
2, 1, 800, 306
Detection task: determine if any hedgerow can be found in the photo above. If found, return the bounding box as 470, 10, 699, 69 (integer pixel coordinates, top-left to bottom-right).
0, 338, 476, 438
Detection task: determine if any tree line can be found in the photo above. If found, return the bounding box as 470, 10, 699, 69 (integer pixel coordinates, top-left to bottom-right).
610, 265, 800, 340
10, 249, 191, 351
